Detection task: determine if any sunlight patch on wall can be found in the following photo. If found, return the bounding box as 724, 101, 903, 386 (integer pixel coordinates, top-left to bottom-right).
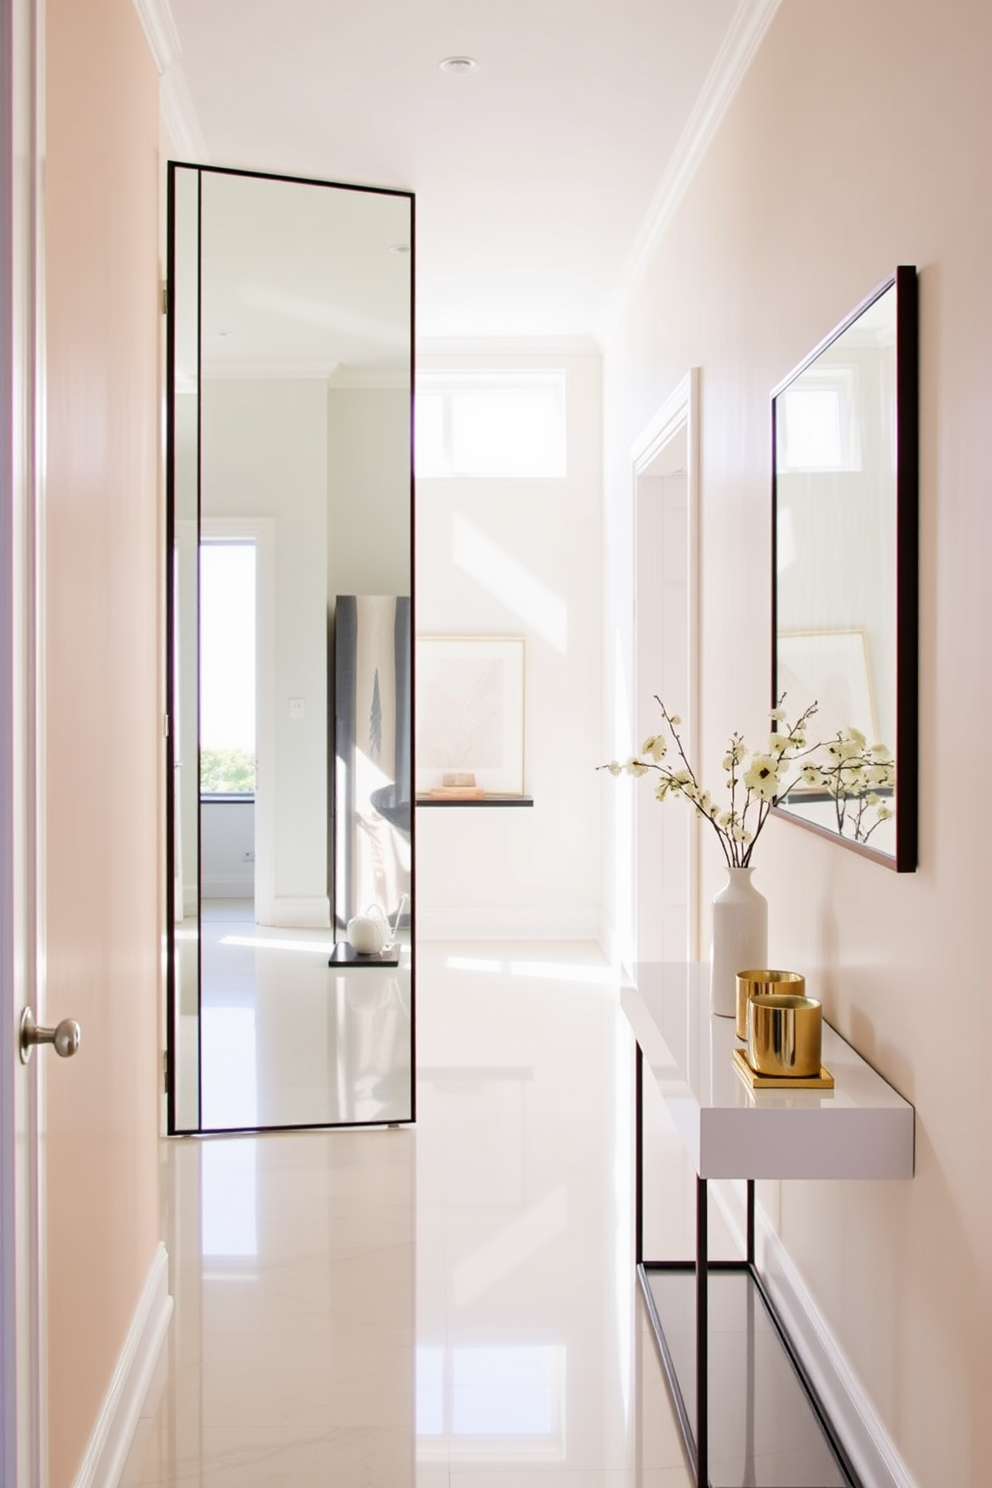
452, 513, 567, 653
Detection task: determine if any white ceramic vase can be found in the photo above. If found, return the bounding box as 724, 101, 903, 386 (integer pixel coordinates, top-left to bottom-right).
710, 866, 768, 1018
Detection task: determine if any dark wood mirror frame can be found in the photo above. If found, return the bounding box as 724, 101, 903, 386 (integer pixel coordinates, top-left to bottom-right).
771, 266, 918, 872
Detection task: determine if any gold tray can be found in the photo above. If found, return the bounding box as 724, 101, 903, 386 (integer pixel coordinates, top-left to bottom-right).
732, 1046, 834, 1090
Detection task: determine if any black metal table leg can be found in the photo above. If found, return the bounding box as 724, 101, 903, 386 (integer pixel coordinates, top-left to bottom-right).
696, 1174, 708, 1488
635, 1043, 644, 1265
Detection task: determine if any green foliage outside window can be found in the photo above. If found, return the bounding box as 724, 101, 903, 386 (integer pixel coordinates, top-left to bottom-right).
200, 747, 255, 796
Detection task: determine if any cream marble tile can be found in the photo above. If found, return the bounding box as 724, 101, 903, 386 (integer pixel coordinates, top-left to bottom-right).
448, 1470, 692, 1488
136, 942, 699, 1488
133, 1424, 416, 1487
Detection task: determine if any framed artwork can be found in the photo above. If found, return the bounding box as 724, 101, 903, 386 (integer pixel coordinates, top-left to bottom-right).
415, 636, 525, 794
776, 628, 879, 746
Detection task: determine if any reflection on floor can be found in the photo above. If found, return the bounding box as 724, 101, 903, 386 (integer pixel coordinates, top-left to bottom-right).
182, 899, 411, 1130
126, 943, 716, 1487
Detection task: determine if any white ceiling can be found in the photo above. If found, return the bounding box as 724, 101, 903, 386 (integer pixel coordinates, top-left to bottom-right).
146, 0, 775, 345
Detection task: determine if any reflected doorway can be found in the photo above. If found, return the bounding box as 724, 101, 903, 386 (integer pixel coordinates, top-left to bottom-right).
165, 161, 415, 1134
632, 373, 700, 963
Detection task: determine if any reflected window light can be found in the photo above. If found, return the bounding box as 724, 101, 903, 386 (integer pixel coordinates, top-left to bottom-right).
415, 372, 566, 479
199, 541, 256, 795
452, 1346, 563, 1437
508, 960, 617, 985
777, 368, 861, 473
201, 1007, 258, 1129
201, 1138, 258, 1257
220, 934, 337, 955
416, 1346, 445, 1436
416, 1344, 566, 1458
452, 514, 567, 653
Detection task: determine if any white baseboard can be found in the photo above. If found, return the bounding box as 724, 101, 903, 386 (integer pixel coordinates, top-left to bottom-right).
71, 1243, 173, 1488
254, 895, 331, 929
416, 907, 601, 941
710, 1182, 918, 1488
201, 872, 253, 897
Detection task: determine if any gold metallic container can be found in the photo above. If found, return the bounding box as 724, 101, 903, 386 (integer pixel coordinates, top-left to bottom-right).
746, 994, 822, 1079
735, 969, 806, 1040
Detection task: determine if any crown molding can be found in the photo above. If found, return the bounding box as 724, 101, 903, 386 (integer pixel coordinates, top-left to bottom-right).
599, 0, 782, 341
131, 0, 181, 74
160, 64, 207, 161
131, 0, 208, 160
329, 367, 409, 390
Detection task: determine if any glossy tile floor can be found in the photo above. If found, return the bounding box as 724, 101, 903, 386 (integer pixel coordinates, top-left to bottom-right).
124, 943, 751, 1488
174, 901, 412, 1131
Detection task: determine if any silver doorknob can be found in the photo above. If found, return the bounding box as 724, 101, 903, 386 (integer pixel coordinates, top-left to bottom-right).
19, 1007, 81, 1064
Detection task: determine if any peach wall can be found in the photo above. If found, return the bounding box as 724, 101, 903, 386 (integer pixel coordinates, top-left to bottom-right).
602, 1, 991, 1484
43, 0, 161, 1482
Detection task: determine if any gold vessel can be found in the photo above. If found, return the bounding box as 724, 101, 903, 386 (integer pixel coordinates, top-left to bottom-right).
746, 994, 822, 1079
735, 969, 806, 1040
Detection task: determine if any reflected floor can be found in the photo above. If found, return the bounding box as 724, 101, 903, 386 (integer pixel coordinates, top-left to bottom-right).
127, 943, 760, 1487
180, 899, 411, 1129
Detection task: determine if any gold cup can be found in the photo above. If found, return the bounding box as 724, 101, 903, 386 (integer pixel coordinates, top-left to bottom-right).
735, 969, 806, 1040
746, 994, 822, 1079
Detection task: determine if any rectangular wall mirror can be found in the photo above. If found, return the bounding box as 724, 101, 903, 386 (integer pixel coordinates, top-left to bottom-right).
772, 267, 918, 871
166, 163, 415, 1132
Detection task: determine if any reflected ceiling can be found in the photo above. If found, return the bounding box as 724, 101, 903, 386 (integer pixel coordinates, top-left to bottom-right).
157, 0, 744, 341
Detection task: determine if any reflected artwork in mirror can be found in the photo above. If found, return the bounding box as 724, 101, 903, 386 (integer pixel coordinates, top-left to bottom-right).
166, 163, 415, 1132
771, 267, 918, 871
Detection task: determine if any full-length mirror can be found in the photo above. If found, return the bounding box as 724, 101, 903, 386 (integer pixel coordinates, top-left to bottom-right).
166, 164, 415, 1132
772, 267, 917, 870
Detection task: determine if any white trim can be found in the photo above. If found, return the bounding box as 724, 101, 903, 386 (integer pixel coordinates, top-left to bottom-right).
201, 875, 253, 898
200, 362, 410, 386
327, 366, 410, 390
599, 0, 782, 340
130, 0, 181, 74
416, 908, 600, 941
160, 64, 207, 162
69, 1244, 173, 1488
1, 1, 46, 1482
630, 370, 702, 960
129, 0, 208, 163
711, 1183, 920, 1488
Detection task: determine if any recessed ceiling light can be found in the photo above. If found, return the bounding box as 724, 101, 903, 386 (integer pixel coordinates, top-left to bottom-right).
439, 56, 479, 75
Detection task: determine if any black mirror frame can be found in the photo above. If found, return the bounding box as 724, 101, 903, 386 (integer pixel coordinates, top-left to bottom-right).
771, 266, 918, 872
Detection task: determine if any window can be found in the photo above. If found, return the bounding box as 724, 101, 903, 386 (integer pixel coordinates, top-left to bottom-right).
415, 371, 566, 478
200, 540, 256, 796
777, 367, 861, 473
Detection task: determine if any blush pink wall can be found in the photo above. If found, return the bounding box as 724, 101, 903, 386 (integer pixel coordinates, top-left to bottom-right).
43, 0, 161, 1481
603, 1, 991, 1483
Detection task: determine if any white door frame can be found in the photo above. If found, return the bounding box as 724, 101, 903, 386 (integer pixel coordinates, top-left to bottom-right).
630, 369, 702, 960
1, 0, 46, 1483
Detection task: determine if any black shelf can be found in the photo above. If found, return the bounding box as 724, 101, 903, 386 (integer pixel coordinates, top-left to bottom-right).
639, 1260, 856, 1488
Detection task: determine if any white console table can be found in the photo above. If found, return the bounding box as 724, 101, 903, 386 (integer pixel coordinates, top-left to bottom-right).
622, 963, 914, 1488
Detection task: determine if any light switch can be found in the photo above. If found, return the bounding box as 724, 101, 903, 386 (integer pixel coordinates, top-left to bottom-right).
289, 697, 305, 719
